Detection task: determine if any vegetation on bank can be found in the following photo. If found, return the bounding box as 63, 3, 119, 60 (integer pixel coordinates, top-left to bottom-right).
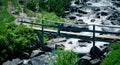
0, 23, 39, 64
11, 0, 21, 14
0, 0, 15, 22
23, 0, 71, 16
50, 50, 79, 65
101, 42, 120, 65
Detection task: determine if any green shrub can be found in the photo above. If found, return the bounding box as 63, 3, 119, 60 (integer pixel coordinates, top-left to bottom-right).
0, 23, 38, 64
101, 42, 120, 65
101, 49, 120, 65
50, 50, 79, 65
110, 42, 120, 50
25, 0, 72, 16
11, 0, 21, 14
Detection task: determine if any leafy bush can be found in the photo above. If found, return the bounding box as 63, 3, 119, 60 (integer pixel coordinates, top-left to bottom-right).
11, 0, 21, 14
24, 8, 36, 17
50, 50, 79, 65
109, 42, 120, 50
0, 9, 15, 22
101, 42, 120, 65
101, 49, 120, 65
0, 0, 15, 23
0, 23, 38, 64
25, 0, 72, 16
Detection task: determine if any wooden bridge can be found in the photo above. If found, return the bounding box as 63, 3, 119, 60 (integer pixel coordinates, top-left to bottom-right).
19, 18, 120, 43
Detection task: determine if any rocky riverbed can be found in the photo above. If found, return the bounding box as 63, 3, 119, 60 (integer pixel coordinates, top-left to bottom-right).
3, 0, 120, 65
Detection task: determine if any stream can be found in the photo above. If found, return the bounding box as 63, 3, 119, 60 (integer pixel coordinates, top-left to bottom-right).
3, 0, 120, 65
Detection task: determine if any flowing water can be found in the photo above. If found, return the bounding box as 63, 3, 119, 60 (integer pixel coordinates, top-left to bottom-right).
57, 0, 120, 54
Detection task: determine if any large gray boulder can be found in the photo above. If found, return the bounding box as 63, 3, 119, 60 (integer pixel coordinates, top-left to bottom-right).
2, 58, 21, 65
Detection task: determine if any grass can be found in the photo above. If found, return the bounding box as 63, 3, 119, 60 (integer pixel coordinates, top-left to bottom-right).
101, 42, 120, 65
50, 50, 79, 65
0, 0, 15, 23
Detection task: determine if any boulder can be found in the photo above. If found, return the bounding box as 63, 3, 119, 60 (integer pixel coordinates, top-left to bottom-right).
29, 54, 51, 65
78, 9, 87, 14
40, 46, 52, 52
101, 12, 108, 16
78, 40, 91, 43
30, 49, 45, 58
2, 58, 21, 65
75, 19, 86, 24
101, 20, 112, 25
111, 20, 120, 25
89, 46, 103, 59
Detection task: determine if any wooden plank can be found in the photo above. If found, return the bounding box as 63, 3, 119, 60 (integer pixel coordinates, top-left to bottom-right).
33, 27, 120, 40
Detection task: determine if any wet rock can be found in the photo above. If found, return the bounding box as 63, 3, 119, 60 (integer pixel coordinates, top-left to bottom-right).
2, 58, 21, 65
91, 19, 95, 22
75, 0, 80, 5
55, 44, 65, 50
64, 11, 70, 15
111, 20, 120, 25
30, 49, 45, 57
102, 27, 114, 32
101, 12, 108, 16
47, 37, 66, 45
29, 54, 51, 65
77, 58, 91, 65
89, 46, 103, 59
78, 40, 91, 43
90, 59, 101, 65
101, 20, 112, 25
75, 19, 85, 24
78, 9, 87, 14
69, 15, 76, 19
92, 7, 100, 11
40, 46, 52, 52
79, 44, 87, 47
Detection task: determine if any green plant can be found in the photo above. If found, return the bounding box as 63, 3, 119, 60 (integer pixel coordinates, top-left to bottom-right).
0, 23, 39, 64
101, 49, 120, 65
110, 42, 120, 50
24, 0, 72, 16
101, 42, 120, 65
11, 0, 21, 14
50, 50, 79, 65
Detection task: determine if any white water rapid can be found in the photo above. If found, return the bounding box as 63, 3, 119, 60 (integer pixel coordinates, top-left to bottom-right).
56, 0, 120, 54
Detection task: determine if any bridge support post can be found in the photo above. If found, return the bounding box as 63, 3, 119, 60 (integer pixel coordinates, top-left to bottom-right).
93, 25, 95, 58
20, 18, 23, 25
42, 20, 44, 44
57, 23, 61, 37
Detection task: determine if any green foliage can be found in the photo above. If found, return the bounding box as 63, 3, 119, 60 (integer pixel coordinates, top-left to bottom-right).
101, 42, 120, 65
110, 42, 120, 50
0, 0, 15, 23
50, 50, 78, 65
11, 0, 21, 14
25, 0, 72, 16
24, 8, 36, 17
0, 23, 38, 63
39, 12, 65, 22
0, 9, 15, 22
101, 49, 120, 65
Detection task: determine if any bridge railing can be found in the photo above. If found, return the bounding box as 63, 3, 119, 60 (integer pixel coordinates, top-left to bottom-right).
19, 18, 120, 40
19, 18, 120, 56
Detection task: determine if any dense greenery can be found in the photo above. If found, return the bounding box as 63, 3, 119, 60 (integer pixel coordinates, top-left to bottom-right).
24, 0, 71, 16
0, 23, 38, 63
0, 0, 15, 22
50, 50, 79, 65
11, 0, 21, 14
101, 42, 120, 65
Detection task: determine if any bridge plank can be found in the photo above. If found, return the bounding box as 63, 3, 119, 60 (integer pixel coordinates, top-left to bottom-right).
33, 27, 120, 40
